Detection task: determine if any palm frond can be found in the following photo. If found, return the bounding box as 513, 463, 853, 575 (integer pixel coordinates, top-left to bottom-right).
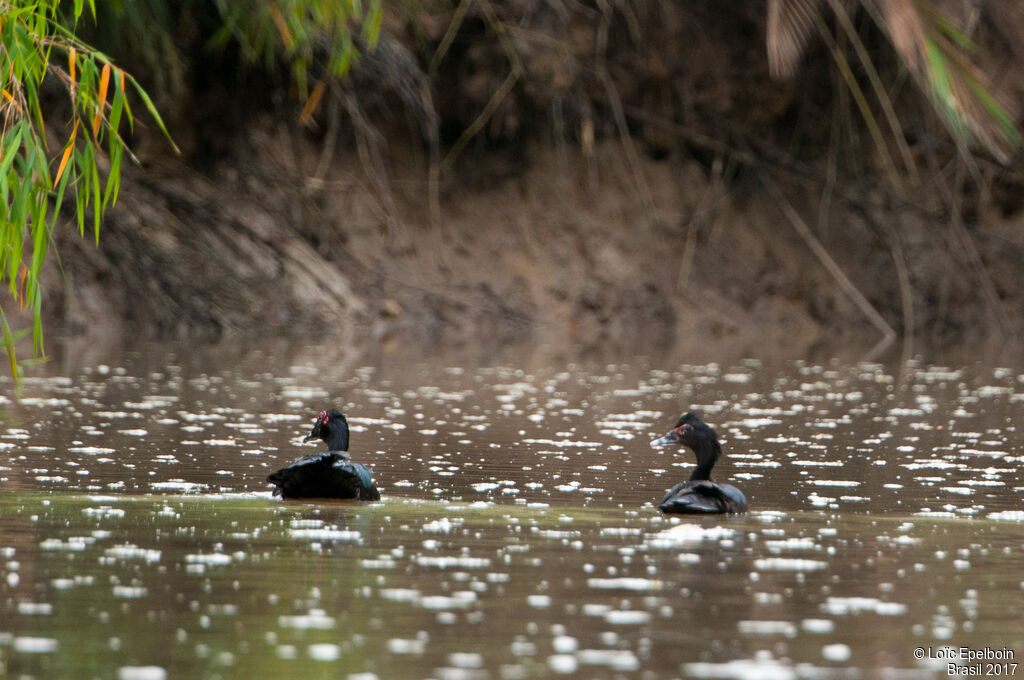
767, 0, 823, 78
867, 0, 1019, 162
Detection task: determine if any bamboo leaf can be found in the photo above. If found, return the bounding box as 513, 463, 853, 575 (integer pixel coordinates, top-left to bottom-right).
53, 118, 79, 188
363, 0, 383, 48
91, 149, 101, 243
0, 124, 24, 179
102, 142, 122, 210
0, 308, 18, 383
108, 78, 124, 134
29, 203, 48, 315
92, 62, 110, 137
269, 4, 294, 49
128, 76, 180, 153
299, 80, 325, 126
51, 155, 72, 229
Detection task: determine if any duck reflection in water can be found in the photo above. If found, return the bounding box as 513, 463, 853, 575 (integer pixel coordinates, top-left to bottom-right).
651, 412, 748, 514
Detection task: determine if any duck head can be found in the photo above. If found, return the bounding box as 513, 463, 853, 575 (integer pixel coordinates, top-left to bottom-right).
651, 412, 722, 481
651, 412, 714, 447
303, 409, 350, 451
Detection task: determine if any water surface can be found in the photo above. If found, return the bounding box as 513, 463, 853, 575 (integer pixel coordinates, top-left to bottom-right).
1, 346, 1022, 678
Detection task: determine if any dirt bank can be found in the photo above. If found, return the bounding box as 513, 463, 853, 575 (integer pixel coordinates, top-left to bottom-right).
39, 121, 1023, 362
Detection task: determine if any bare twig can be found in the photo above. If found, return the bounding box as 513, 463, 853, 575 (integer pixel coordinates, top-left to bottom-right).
950, 157, 1013, 338
880, 218, 915, 361
595, 9, 655, 222
677, 156, 726, 290
824, 0, 919, 183
330, 85, 401, 240
760, 172, 896, 346
309, 97, 340, 188
438, 0, 522, 175
814, 10, 903, 189
429, 0, 474, 76
816, 64, 844, 241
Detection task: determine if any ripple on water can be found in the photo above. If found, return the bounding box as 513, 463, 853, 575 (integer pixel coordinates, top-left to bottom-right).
753, 558, 827, 572
105, 544, 162, 563
112, 585, 148, 599
603, 610, 652, 625
388, 638, 427, 655
69, 446, 117, 455
13, 637, 59, 653
149, 480, 207, 493
420, 592, 477, 610
17, 602, 53, 615
684, 656, 795, 680
117, 667, 167, 680
820, 597, 907, 616
737, 620, 798, 637
307, 643, 340, 661
645, 524, 735, 548
185, 553, 232, 566
586, 577, 662, 591
548, 654, 578, 674
988, 510, 1024, 521
279, 610, 335, 629
576, 648, 640, 671
822, 643, 852, 662
288, 528, 362, 541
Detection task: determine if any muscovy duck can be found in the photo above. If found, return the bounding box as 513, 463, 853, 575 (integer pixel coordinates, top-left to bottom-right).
651, 412, 748, 514
268, 409, 381, 500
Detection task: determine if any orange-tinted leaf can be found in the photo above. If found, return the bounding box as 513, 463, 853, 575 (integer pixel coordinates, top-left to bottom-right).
299, 80, 325, 126
53, 120, 79, 188
269, 4, 293, 49
18, 266, 27, 311
69, 47, 76, 87
92, 63, 111, 137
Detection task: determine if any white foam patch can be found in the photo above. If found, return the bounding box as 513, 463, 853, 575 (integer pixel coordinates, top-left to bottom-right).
645, 524, 735, 548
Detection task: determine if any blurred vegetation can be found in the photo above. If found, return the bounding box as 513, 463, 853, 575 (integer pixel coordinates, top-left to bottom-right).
767, 0, 1020, 175
0, 0, 172, 381
0, 0, 381, 383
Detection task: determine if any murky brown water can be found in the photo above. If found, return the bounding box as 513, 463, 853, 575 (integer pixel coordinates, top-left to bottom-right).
1, 342, 1022, 678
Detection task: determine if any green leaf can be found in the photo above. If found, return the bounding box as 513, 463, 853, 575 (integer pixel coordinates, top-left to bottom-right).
103, 143, 123, 211
90, 149, 101, 243
0, 308, 19, 383
363, 0, 383, 48
127, 76, 180, 153
0, 124, 25, 180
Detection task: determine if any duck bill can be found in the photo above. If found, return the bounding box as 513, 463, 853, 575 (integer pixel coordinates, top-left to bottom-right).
302, 432, 317, 443
650, 431, 680, 447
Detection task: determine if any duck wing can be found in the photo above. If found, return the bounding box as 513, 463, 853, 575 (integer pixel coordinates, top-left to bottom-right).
659, 480, 748, 514
268, 452, 379, 500
332, 459, 381, 501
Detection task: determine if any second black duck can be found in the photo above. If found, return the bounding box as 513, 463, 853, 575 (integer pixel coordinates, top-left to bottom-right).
650, 412, 748, 514
268, 409, 381, 501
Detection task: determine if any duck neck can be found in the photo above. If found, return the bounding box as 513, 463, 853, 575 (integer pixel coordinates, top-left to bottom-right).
323, 423, 349, 452
688, 440, 721, 481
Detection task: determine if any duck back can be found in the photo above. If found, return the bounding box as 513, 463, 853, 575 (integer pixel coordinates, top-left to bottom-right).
268, 452, 380, 501
659, 480, 748, 514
